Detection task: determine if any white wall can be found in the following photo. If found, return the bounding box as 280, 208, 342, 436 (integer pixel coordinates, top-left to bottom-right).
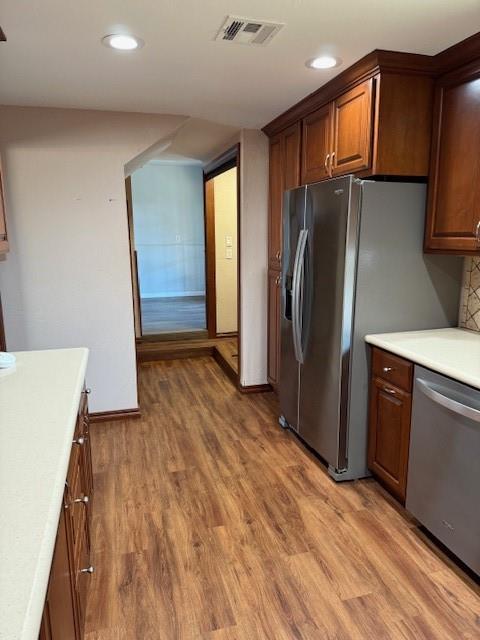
0, 106, 187, 412
213, 168, 238, 334
239, 130, 269, 387
131, 162, 205, 298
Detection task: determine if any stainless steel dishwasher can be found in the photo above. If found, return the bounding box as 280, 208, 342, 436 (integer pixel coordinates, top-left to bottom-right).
406, 366, 480, 575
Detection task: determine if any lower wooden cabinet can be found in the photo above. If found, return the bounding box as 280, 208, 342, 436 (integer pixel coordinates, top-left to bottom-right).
39, 389, 94, 640
267, 269, 281, 388
39, 500, 77, 640
368, 348, 412, 503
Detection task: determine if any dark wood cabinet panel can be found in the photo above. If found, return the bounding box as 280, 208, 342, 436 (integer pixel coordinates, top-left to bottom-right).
42, 500, 78, 640
39, 392, 93, 640
267, 269, 281, 387
368, 349, 413, 503
268, 135, 284, 269
425, 62, 480, 253
268, 125, 301, 269
283, 122, 301, 190
331, 79, 373, 175
301, 104, 332, 184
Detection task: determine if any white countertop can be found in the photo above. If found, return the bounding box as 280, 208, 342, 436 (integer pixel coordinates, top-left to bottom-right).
365, 328, 480, 389
0, 348, 88, 640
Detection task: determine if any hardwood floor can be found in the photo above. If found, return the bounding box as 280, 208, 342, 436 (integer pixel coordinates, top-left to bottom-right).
141, 296, 206, 335
85, 357, 479, 639
214, 337, 238, 374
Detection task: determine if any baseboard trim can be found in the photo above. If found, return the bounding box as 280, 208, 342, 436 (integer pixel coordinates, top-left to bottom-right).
89, 408, 141, 423
238, 383, 272, 394
213, 347, 238, 386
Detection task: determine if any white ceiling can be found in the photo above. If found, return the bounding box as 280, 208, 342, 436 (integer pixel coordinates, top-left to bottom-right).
1, 1, 480, 128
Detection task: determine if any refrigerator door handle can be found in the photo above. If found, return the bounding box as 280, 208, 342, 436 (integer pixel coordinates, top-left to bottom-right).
416, 378, 480, 423
292, 229, 308, 364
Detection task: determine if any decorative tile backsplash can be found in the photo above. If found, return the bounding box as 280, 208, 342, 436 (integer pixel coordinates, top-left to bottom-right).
459, 257, 480, 332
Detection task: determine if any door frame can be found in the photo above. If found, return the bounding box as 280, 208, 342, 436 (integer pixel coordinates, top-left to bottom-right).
203, 144, 241, 380
125, 177, 143, 339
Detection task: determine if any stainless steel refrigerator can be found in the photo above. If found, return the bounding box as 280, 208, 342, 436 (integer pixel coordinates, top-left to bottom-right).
279, 176, 462, 481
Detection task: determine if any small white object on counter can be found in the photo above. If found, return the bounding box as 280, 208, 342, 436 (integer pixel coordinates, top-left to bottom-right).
0, 348, 88, 640
365, 328, 480, 389
0, 352, 16, 369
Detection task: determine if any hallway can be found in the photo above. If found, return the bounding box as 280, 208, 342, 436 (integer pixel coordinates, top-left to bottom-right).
85, 357, 479, 639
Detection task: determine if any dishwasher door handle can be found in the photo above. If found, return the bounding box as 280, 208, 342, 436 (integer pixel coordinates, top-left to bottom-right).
416, 378, 480, 423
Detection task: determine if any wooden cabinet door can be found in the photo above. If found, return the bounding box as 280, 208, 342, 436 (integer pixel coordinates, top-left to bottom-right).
283, 122, 301, 190
43, 503, 78, 640
368, 377, 412, 502
267, 269, 281, 387
268, 135, 284, 269
301, 104, 332, 184
331, 79, 373, 175
425, 65, 480, 253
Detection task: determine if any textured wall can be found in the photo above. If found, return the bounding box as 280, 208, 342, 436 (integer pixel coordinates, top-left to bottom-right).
459, 257, 480, 332
0, 106, 186, 412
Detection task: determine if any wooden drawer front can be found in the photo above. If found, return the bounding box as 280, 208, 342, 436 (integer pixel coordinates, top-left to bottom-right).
372, 348, 412, 392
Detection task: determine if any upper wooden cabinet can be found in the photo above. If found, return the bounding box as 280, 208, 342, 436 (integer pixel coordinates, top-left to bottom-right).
331, 79, 374, 175
425, 61, 480, 254
0, 163, 8, 255
268, 122, 301, 269
301, 104, 331, 183
299, 73, 432, 185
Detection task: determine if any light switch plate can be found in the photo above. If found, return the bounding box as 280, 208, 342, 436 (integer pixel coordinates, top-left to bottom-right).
225, 247, 233, 259
225, 235, 233, 247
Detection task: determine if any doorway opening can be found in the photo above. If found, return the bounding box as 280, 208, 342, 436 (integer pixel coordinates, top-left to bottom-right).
126, 160, 207, 340
204, 152, 240, 377
127, 145, 241, 383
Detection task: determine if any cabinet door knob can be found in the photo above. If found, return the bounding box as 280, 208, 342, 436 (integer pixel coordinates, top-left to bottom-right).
83, 388, 91, 395
74, 495, 89, 505
382, 366, 394, 373
73, 436, 85, 446
382, 386, 396, 395
80, 566, 95, 574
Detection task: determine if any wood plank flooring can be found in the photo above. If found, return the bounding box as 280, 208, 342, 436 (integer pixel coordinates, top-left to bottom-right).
85, 357, 479, 639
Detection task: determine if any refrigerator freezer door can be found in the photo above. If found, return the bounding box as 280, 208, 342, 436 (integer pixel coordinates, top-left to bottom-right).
279, 186, 306, 431
299, 176, 361, 471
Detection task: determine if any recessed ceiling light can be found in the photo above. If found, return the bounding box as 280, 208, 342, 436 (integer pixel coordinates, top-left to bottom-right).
306, 55, 341, 70
102, 34, 144, 51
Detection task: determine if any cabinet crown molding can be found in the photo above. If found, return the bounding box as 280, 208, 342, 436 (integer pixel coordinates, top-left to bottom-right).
263, 31, 480, 137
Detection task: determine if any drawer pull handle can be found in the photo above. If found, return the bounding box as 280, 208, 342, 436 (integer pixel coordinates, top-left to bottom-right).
74, 495, 89, 505
80, 566, 95, 574
382, 366, 394, 373
383, 387, 396, 395
276, 251, 281, 261
324, 153, 330, 173
73, 436, 85, 446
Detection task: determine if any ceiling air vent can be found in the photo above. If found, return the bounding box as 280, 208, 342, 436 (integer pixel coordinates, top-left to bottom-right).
215, 16, 284, 46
